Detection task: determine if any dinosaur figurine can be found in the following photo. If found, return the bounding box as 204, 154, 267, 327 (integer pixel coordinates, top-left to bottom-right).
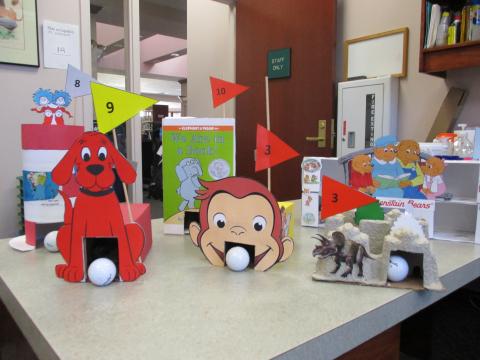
312, 231, 375, 278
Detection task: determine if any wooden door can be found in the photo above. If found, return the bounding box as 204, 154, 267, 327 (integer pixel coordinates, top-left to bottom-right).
236, 0, 336, 200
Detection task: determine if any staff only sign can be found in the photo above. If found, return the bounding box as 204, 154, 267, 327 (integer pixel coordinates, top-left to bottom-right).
377, 197, 435, 237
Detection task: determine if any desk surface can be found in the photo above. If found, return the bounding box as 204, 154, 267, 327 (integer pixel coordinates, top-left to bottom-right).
1, 212, 480, 360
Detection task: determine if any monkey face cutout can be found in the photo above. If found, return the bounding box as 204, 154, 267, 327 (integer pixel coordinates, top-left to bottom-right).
189, 177, 294, 271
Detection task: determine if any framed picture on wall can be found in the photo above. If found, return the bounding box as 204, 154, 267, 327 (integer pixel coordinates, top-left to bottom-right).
0, 0, 39, 67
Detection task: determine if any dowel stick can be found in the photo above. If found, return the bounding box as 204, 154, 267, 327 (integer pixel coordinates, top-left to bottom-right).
265, 76, 271, 192
112, 128, 134, 223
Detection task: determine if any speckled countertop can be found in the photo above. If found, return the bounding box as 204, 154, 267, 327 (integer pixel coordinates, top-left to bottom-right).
1, 207, 480, 360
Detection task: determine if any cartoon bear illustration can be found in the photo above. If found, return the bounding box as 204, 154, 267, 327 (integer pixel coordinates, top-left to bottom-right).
349, 154, 376, 194
421, 157, 446, 200
371, 135, 409, 198
397, 140, 426, 199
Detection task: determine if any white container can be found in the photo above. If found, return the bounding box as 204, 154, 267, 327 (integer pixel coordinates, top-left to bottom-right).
419, 142, 449, 156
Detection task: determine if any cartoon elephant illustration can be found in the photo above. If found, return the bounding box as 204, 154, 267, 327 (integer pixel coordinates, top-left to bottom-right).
176, 158, 202, 212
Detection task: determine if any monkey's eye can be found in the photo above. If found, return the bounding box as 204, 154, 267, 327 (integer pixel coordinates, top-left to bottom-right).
253, 216, 266, 232
98, 146, 107, 161
383, 148, 388, 153
81, 147, 91, 161
213, 213, 226, 228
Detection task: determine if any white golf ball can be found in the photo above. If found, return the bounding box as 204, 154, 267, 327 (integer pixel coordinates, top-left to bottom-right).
87, 258, 117, 286
44, 231, 58, 252
388, 255, 409, 282
225, 246, 250, 272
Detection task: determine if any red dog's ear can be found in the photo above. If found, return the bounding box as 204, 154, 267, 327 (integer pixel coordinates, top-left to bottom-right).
107, 140, 136, 184
52, 141, 80, 185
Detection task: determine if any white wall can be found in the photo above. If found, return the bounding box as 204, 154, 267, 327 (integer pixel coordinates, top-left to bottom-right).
187, 0, 235, 118
337, 0, 480, 140
0, 0, 86, 237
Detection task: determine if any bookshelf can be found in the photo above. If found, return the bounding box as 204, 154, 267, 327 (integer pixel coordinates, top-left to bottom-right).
419, 0, 480, 76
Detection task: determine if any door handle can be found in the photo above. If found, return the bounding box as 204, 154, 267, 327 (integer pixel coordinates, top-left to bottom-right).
305, 120, 327, 148
306, 136, 324, 141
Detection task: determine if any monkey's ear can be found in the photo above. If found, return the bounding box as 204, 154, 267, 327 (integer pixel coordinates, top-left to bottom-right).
279, 237, 294, 262
189, 222, 201, 247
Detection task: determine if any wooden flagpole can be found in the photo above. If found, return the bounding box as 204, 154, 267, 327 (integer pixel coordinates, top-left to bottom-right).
265, 76, 271, 192
112, 128, 134, 223
72, 97, 77, 125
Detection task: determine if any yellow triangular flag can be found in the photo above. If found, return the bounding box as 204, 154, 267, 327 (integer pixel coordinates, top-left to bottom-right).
91, 82, 157, 134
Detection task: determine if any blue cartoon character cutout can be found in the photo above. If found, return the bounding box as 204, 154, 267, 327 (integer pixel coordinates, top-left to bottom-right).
371, 135, 409, 198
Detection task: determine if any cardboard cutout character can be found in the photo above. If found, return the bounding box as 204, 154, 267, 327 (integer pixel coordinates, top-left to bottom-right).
371, 136, 408, 198
189, 177, 294, 271
31, 89, 72, 125
52, 131, 146, 282
421, 157, 446, 199
397, 140, 426, 199
350, 154, 376, 194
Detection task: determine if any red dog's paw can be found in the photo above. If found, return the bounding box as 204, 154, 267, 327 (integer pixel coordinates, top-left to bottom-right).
55, 264, 68, 278
63, 266, 84, 282
135, 263, 146, 275
119, 266, 141, 282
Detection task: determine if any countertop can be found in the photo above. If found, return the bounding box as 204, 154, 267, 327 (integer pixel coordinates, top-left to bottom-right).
1, 212, 480, 360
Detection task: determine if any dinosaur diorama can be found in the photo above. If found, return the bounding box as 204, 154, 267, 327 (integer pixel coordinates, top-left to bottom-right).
312, 209, 444, 291
313, 231, 374, 278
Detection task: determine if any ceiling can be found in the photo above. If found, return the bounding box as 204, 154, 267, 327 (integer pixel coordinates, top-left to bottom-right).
91, 0, 187, 81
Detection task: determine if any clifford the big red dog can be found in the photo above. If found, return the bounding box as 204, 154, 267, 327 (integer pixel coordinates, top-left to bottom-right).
52, 131, 145, 282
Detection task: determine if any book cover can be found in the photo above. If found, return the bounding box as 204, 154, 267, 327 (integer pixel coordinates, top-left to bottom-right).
162, 117, 236, 234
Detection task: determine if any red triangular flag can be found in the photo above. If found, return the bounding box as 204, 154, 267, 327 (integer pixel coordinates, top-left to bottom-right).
321, 176, 377, 219
255, 124, 300, 172
210, 76, 249, 108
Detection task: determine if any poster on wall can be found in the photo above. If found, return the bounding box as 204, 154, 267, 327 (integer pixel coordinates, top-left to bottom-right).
0, 0, 39, 67
162, 117, 236, 234
42, 20, 80, 69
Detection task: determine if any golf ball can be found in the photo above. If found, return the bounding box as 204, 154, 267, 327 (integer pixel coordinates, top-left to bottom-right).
87, 258, 117, 286
44, 231, 58, 252
225, 246, 250, 272
388, 255, 409, 282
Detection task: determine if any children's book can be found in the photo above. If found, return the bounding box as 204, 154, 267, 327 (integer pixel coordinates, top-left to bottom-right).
162, 117, 236, 234
376, 173, 410, 188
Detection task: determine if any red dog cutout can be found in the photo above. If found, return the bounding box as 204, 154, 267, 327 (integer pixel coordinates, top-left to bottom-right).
52, 132, 145, 282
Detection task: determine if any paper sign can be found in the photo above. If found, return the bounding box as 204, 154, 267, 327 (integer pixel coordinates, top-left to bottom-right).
43, 20, 80, 70
255, 124, 299, 172
267, 48, 291, 79
321, 176, 377, 219
210, 77, 249, 108
91, 83, 157, 134
65, 65, 96, 98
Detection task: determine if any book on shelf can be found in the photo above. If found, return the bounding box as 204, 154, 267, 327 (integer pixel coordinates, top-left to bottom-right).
426, 3, 441, 48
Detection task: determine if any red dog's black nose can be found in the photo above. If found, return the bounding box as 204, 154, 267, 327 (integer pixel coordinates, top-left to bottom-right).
86, 164, 104, 175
